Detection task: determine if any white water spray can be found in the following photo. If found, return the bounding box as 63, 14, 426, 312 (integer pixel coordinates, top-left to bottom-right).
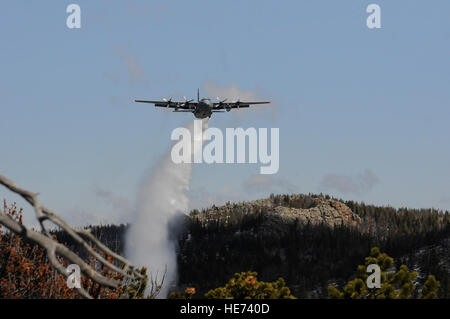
125, 118, 209, 298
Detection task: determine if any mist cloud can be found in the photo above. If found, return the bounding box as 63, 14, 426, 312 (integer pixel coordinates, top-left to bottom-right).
95, 188, 133, 214
125, 119, 209, 298
319, 169, 379, 195
189, 185, 244, 210
117, 48, 144, 82
203, 81, 276, 120
243, 174, 296, 194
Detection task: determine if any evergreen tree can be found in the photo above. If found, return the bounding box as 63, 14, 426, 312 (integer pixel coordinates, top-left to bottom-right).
421, 275, 440, 299
205, 271, 295, 299
328, 247, 440, 299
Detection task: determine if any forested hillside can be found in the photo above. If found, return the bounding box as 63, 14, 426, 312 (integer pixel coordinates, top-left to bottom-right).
54, 194, 450, 298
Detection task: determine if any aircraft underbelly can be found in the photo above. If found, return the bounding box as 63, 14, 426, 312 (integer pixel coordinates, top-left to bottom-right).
194, 104, 212, 119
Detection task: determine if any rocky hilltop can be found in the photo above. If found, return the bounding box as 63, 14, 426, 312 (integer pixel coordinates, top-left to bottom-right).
53, 193, 449, 298
191, 194, 362, 230
178, 194, 449, 298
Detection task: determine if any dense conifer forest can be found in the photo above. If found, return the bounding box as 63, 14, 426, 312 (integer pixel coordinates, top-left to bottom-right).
53, 194, 450, 298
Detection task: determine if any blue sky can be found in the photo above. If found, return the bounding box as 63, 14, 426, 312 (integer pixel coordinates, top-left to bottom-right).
1, 1, 449, 226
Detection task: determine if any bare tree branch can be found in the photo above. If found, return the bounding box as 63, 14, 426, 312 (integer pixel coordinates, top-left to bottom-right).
0, 174, 149, 299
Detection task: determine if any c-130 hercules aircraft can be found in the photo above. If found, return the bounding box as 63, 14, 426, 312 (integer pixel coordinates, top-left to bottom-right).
135, 89, 270, 119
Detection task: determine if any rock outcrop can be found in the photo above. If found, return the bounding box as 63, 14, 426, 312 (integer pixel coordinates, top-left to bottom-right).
192, 194, 362, 231
268, 199, 361, 228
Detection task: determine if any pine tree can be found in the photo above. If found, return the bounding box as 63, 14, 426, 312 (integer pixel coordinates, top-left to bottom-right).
421, 275, 440, 299
328, 247, 440, 299
205, 271, 295, 299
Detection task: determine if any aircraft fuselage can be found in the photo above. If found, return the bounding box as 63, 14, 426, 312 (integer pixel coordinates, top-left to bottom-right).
194, 99, 213, 119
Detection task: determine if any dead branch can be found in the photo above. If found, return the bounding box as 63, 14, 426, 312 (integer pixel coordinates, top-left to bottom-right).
0, 174, 150, 299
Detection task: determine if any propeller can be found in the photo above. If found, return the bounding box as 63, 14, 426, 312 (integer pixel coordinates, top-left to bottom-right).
215, 97, 228, 108
234, 98, 241, 110
216, 97, 227, 103
181, 96, 194, 108
162, 97, 173, 108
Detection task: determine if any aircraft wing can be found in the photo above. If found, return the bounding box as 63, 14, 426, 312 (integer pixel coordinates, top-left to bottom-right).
213, 101, 270, 109
135, 99, 198, 109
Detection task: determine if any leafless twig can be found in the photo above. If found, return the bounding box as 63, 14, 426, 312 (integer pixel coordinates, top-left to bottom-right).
0, 174, 147, 299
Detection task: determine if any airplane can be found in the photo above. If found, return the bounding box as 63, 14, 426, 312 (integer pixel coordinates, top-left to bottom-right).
135, 89, 270, 119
